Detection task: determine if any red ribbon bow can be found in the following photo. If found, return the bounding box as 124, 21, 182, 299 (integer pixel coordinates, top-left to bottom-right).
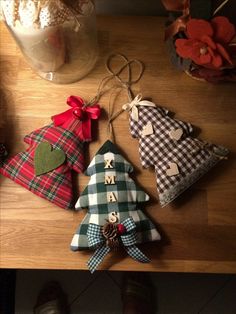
52, 96, 100, 141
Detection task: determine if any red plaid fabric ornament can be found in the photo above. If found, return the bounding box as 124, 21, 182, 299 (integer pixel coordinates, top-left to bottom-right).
0, 96, 101, 209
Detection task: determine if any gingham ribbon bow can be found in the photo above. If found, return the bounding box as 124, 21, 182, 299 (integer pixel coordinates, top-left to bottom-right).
87, 217, 150, 273
122, 94, 156, 121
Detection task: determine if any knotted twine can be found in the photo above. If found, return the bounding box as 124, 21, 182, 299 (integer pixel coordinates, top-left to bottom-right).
85, 53, 145, 140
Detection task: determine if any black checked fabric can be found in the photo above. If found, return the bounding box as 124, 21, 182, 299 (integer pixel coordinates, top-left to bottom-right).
129, 104, 228, 206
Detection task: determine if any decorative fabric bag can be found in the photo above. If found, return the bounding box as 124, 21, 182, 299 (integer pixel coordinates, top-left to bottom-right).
71, 140, 161, 272
0, 96, 100, 209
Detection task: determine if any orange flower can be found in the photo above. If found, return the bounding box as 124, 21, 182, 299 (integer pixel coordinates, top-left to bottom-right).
175, 17, 235, 68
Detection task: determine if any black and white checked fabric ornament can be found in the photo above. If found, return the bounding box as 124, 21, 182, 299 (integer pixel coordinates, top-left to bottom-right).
71, 140, 160, 272
127, 96, 229, 207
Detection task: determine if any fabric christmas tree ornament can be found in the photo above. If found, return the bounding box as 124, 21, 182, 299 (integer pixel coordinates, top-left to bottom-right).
71, 140, 161, 273
0, 96, 100, 209
125, 95, 228, 207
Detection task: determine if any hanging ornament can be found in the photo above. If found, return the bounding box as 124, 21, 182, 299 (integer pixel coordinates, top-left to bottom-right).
0, 96, 100, 209
71, 140, 161, 273
71, 59, 161, 272
124, 94, 228, 207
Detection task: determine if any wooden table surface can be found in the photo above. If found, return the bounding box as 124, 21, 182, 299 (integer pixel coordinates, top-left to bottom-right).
1, 16, 236, 273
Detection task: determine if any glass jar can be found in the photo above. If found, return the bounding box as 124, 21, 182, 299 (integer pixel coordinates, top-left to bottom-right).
1, 0, 98, 84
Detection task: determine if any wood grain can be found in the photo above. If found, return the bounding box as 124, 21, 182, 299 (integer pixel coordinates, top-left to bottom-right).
1, 17, 236, 273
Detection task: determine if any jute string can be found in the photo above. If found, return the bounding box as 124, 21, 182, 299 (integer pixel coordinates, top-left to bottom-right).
85, 54, 144, 140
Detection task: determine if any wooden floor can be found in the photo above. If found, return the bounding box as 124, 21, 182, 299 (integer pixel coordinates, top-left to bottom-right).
0, 16, 236, 272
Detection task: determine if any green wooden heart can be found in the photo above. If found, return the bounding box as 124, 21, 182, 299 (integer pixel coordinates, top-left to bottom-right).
34, 142, 66, 176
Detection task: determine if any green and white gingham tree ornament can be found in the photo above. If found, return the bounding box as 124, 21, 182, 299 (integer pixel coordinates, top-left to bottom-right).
71, 140, 161, 273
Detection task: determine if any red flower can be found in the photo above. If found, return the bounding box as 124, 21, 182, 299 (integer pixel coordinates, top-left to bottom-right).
175, 17, 235, 68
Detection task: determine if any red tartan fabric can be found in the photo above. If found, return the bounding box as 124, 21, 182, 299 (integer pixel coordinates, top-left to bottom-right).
0, 123, 84, 209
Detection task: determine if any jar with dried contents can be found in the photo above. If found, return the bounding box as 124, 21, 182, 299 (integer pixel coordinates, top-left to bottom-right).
1, 0, 98, 84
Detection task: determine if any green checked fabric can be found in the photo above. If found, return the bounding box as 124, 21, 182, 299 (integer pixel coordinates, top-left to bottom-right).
71, 140, 161, 253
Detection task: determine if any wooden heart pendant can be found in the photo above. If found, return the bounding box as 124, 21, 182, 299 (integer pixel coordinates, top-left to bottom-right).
169, 128, 183, 141
166, 162, 179, 176
142, 122, 154, 136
